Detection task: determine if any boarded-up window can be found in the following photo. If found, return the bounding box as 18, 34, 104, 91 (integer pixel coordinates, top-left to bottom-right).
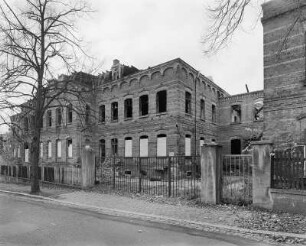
40, 142, 43, 158
57, 140, 61, 158
200, 137, 205, 147
17, 147, 21, 158
156, 90, 167, 113
157, 134, 167, 157
139, 95, 149, 116
47, 141, 52, 158
140, 136, 148, 157
125, 137, 132, 157
185, 135, 191, 156
24, 143, 29, 162
67, 139, 73, 158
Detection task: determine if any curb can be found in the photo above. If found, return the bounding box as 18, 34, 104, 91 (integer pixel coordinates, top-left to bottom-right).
1, 189, 306, 241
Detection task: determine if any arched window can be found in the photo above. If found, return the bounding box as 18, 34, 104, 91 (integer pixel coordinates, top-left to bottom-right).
156, 90, 167, 113
124, 137, 132, 157
111, 138, 118, 156
99, 139, 105, 160
185, 135, 191, 156
157, 134, 167, 156
139, 136, 148, 157
47, 141, 52, 158
67, 139, 73, 158
24, 143, 29, 162
185, 92, 191, 114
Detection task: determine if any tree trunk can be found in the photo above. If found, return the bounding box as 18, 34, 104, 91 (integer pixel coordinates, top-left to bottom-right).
30, 129, 40, 194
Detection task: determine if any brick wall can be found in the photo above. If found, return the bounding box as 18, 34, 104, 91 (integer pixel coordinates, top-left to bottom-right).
262, 1, 306, 147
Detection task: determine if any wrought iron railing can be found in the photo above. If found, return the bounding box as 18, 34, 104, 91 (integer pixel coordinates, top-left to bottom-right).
95, 156, 201, 199
271, 149, 306, 190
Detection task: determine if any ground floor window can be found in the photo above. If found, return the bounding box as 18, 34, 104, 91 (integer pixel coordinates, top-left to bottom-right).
111, 138, 118, 156
139, 136, 148, 157
185, 135, 191, 156
24, 143, 29, 163
231, 139, 241, 154
157, 134, 167, 156
67, 139, 73, 158
125, 137, 133, 157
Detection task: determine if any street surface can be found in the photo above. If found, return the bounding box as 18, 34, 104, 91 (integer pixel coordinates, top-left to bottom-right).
0, 193, 269, 246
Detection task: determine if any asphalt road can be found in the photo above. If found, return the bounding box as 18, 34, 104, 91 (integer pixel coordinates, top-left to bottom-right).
0, 193, 269, 246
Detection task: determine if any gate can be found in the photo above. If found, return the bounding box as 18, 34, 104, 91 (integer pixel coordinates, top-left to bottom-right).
222, 155, 253, 205
95, 156, 201, 199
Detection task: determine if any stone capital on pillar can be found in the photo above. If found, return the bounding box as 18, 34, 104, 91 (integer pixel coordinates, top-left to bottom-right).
251, 140, 273, 209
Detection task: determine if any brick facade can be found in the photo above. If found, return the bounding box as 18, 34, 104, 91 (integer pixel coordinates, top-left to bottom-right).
262, 0, 306, 148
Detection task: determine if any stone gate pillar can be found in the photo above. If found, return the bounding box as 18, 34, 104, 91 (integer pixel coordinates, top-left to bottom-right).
251, 141, 273, 209
200, 143, 222, 204
81, 146, 95, 188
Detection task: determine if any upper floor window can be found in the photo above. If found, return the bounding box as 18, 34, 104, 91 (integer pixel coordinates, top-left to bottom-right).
124, 99, 133, 119
212, 104, 216, 123
111, 102, 118, 121
47, 110, 52, 127
67, 104, 73, 124
56, 108, 62, 126
99, 105, 105, 123
40, 142, 43, 158
139, 95, 149, 116
85, 105, 90, 124
24, 117, 29, 131
47, 141, 52, 158
156, 90, 167, 113
231, 105, 241, 123
24, 143, 29, 162
185, 92, 191, 114
200, 99, 205, 120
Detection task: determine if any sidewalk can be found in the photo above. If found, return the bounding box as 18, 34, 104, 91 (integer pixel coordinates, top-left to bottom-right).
1, 182, 306, 245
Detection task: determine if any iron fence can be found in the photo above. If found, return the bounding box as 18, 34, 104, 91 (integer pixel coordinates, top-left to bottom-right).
222, 155, 253, 205
271, 149, 306, 190
95, 156, 201, 199
0, 164, 81, 187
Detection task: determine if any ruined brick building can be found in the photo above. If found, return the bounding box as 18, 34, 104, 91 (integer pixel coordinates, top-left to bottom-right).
7, 0, 306, 166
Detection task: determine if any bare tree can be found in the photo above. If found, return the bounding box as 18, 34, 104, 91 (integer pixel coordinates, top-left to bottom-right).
0, 0, 93, 194
202, 0, 305, 55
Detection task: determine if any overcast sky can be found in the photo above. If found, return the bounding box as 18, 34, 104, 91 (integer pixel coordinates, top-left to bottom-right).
80, 0, 263, 95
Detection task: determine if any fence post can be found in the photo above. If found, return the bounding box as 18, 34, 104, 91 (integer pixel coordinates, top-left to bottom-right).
168, 157, 171, 197
251, 141, 273, 209
112, 156, 116, 189
81, 146, 95, 189
138, 158, 142, 193
200, 143, 222, 204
